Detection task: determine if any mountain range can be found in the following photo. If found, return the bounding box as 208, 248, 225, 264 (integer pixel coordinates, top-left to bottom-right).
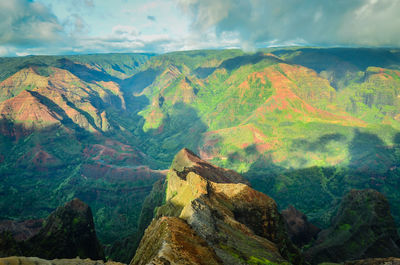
1, 47, 400, 261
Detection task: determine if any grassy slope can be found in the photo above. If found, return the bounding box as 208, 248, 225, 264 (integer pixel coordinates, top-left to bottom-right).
134, 48, 400, 228
2, 48, 400, 260
0, 54, 162, 246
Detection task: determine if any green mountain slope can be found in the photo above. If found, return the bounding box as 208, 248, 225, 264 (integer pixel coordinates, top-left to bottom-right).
1, 48, 400, 260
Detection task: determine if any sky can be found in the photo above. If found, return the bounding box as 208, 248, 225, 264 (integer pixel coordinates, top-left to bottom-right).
0, 0, 400, 56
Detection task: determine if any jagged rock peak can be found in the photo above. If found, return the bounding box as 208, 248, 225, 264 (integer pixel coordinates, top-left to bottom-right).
170, 148, 249, 185
136, 148, 303, 265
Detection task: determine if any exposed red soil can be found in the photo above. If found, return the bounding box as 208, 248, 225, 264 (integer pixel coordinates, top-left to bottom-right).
84, 142, 143, 164
0, 68, 48, 99
242, 65, 365, 127
31, 150, 57, 168
0, 90, 60, 124
17, 145, 59, 171
0, 67, 108, 133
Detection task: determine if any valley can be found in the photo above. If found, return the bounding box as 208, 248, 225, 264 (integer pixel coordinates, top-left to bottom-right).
1, 48, 400, 262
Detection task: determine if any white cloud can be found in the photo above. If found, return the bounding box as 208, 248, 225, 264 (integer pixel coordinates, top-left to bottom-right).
2, 0, 398, 57
177, 0, 400, 49
16, 52, 30, 57
112, 25, 139, 38
0, 0, 64, 47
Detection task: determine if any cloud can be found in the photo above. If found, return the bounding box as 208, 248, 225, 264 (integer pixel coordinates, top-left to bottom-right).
0, 46, 9, 57
69, 25, 173, 54
0, 1, 177, 56
0, 0, 64, 47
112, 25, 139, 38
177, 0, 400, 50
147, 15, 156, 22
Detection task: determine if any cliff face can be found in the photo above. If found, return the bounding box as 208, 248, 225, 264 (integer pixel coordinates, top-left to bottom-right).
132, 148, 302, 265
306, 189, 400, 264
0, 199, 104, 260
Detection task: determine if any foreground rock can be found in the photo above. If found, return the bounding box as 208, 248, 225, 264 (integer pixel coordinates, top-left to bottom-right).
131, 148, 302, 265
131, 217, 221, 265
0, 256, 123, 265
306, 189, 400, 264
0, 199, 104, 260
281, 205, 320, 247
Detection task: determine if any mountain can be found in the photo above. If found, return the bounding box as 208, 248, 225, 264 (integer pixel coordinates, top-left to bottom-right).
0, 198, 104, 260
1, 48, 400, 261
132, 148, 302, 265
306, 189, 400, 264
0, 54, 165, 247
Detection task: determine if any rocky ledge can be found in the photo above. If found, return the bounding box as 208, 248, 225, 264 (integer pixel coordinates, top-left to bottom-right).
131, 148, 302, 265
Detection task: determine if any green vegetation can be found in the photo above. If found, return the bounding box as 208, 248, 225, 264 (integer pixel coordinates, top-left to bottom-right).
2, 48, 400, 261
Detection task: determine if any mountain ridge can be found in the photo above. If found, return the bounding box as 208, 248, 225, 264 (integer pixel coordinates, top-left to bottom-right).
1, 48, 400, 261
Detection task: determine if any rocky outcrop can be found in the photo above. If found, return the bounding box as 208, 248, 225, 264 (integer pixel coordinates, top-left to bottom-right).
281, 205, 320, 247
0, 199, 104, 260
132, 148, 302, 265
0, 256, 124, 265
306, 189, 400, 264
131, 217, 221, 265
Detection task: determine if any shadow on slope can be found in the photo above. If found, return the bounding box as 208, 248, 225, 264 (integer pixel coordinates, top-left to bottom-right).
56, 58, 119, 83
137, 102, 209, 167
219, 52, 283, 72
271, 48, 400, 89
243, 130, 400, 230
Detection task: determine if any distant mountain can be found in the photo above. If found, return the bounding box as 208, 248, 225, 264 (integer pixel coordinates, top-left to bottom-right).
1, 48, 400, 261
0, 53, 164, 248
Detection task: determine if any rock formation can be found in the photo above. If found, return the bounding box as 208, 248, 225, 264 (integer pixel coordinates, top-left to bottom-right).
0, 199, 104, 260
306, 189, 400, 264
132, 217, 222, 265
131, 148, 302, 265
